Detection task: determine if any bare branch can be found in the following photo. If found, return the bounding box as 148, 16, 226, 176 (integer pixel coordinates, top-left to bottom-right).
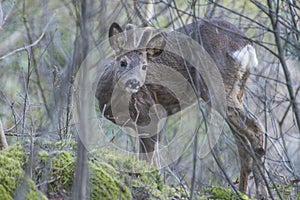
0, 1, 16, 29
267, 0, 300, 132
0, 13, 56, 60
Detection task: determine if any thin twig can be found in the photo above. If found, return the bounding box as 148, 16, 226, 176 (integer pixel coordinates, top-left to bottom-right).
267, 0, 300, 132
0, 13, 56, 60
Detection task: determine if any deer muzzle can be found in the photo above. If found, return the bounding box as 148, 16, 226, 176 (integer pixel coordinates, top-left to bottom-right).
125, 79, 141, 93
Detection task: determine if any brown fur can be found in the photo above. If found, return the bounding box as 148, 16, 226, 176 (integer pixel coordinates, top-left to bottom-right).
95, 19, 268, 199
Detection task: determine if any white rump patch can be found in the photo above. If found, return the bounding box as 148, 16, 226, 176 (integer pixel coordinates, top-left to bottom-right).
231, 45, 258, 70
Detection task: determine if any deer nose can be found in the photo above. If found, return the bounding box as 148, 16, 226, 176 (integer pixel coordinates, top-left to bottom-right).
125, 79, 140, 90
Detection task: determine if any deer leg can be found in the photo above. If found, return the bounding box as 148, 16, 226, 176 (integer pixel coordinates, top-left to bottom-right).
245, 114, 268, 199
139, 136, 156, 154
227, 107, 268, 199
252, 157, 267, 199
139, 134, 158, 165
232, 133, 253, 194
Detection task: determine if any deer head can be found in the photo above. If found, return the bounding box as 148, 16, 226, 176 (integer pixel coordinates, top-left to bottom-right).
109, 22, 166, 93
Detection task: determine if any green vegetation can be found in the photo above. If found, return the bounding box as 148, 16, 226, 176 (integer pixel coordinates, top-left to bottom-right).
1, 144, 253, 199
201, 187, 250, 200
0, 145, 47, 200
38, 147, 184, 199
1, 1, 299, 199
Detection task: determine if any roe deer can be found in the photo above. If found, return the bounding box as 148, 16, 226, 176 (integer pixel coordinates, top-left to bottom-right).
95, 19, 268, 199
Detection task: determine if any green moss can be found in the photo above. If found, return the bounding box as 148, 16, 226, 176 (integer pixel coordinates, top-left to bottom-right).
0, 184, 13, 200
38, 147, 219, 199
37, 150, 75, 195
93, 150, 191, 200
93, 150, 164, 199
38, 150, 49, 163
0, 154, 24, 194
95, 149, 157, 173
39, 148, 192, 200
51, 151, 75, 191
0, 145, 47, 200
40, 150, 132, 200
89, 162, 132, 200
26, 179, 47, 200
165, 185, 189, 200
0, 145, 24, 163
202, 187, 249, 200
0, 145, 25, 196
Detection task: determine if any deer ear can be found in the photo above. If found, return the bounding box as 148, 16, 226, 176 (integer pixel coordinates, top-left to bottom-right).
109, 22, 124, 51
147, 33, 166, 57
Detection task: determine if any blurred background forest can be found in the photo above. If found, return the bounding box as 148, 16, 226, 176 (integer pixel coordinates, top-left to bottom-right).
0, 0, 299, 199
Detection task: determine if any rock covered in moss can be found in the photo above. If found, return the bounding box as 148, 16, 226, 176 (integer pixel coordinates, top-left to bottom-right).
39, 148, 191, 200
0, 145, 47, 200
201, 186, 250, 200
92, 150, 189, 200
39, 150, 132, 199
51, 151, 75, 191
0, 184, 13, 200
89, 161, 132, 199
93, 150, 163, 198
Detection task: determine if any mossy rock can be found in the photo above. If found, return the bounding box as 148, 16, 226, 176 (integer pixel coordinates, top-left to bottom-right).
39, 150, 132, 199
201, 186, 250, 200
35, 150, 75, 197
89, 161, 132, 200
92, 150, 190, 200
1, 144, 251, 200
0, 145, 47, 200
93, 150, 163, 199
0, 184, 13, 200
39, 148, 191, 200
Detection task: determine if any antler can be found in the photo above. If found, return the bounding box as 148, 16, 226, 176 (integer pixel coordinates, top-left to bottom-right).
121, 24, 153, 51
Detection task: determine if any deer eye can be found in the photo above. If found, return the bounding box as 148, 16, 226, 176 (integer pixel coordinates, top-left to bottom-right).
142, 65, 147, 70
120, 60, 128, 68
